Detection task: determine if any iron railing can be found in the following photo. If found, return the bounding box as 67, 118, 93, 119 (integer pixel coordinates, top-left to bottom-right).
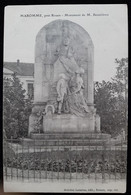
3, 136, 127, 182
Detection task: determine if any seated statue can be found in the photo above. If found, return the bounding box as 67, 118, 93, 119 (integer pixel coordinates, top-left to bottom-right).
56, 68, 89, 117
54, 36, 89, 116
68, 67, 89, 117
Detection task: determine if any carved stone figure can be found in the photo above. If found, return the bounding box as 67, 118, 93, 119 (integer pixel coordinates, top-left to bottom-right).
53, 36, 80, 81
56, 73, 69, 114
28, 19, 101, 135
68, 68, 89, 117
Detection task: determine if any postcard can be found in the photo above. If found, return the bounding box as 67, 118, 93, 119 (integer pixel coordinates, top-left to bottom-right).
3, 4, 128, 193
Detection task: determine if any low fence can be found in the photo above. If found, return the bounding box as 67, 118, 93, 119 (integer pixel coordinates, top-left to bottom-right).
3, 136, 127, 182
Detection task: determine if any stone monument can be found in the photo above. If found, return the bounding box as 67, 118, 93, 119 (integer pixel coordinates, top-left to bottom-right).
28, 19, 101, 138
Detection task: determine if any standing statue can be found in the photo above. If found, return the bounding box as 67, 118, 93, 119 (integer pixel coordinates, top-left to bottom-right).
56, 73, 69, 114
68, 68, 89, 117
54, 36, 80, 81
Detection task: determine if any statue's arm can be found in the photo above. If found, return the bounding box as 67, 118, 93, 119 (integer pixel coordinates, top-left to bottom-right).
73, 85, 81, 93
81, 82, 84, 89
59, 57, 74, 74
56, 81, 61, 97
67, 84, 71, 95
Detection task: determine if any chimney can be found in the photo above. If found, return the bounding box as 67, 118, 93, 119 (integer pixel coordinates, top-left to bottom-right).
17, 59, 20, 66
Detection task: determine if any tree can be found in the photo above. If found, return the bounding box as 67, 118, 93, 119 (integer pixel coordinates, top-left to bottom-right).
113, 58, 128, 137
94, 81, 123, 136
94, 58, 128, 137
113, 58, 128, 93
3, 73, 32, 139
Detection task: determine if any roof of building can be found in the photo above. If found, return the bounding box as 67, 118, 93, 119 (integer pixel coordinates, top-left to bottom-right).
4, 61, 34, 76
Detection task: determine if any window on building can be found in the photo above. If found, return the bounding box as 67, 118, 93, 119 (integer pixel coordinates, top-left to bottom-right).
27, 83, 34, 100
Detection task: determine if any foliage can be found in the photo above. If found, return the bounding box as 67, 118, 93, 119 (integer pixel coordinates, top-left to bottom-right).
4, 150, 127, 173
113, 58, 128, 136
3, 73, 32, 138
113, 58, 128, 94
94, 81, 125, 136
94, 58, 128, 137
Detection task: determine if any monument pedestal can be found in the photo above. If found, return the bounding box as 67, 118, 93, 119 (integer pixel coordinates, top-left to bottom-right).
27, 19, 105, 146
43, 113, 95, 133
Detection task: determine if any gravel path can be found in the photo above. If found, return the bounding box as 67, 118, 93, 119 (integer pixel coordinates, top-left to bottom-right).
4, 179, 126, 193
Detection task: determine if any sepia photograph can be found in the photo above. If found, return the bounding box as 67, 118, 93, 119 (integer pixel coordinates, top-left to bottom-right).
3, 4, 128, 193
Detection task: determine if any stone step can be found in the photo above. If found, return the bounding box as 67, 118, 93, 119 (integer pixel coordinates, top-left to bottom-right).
30, 132, 111, 140
10, 143, 125, 155
20, 137, 111, 147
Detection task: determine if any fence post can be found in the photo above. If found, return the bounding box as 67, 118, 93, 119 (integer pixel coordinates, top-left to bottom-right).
120, 135, 123, 179
11, 136, 13, 180
76, 140, 78, 180
45, 139, 47, 179
114, 140, 116, 180
82, 135, 84, 179
34, 138, 36, 181
21, 137, 23, 181
57, 137, 59, 180
28, 144, 29, 180
102, 141, 105, 182
108, 137, 111, 181
64, 140, 66, 180
88, 136, 91, 180
17, 142, 18, 180
95, 138, 98, 181
70, 136, 72, 181
5, 138, 7, 180
51, 145, 53, 181
39, 145, 41, 181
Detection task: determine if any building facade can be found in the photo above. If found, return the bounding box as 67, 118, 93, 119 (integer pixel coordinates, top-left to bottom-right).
4, 60, 34, 99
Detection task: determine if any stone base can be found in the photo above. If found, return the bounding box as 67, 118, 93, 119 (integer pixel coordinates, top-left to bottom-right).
28, 104, 101, 136
21, 132, 111, 147
43, 113, 97, 132
30, 132, 110, 140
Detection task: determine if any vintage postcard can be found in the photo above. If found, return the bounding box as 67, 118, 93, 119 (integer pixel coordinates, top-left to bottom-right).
3, 4, 128, 193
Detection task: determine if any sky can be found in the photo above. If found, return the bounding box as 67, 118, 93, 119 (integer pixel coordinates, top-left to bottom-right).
4, 5, 128, 82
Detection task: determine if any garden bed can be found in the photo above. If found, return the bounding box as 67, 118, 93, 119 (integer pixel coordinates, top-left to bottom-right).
3, 149, 127, 174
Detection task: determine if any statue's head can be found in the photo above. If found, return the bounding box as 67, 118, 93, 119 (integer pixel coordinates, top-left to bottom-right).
75, 67, 85, 75
59, 73, 67, 80
63, 36, 70, 46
